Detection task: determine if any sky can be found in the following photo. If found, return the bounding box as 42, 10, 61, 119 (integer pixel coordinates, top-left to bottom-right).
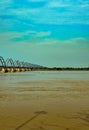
0, 0, 89, 67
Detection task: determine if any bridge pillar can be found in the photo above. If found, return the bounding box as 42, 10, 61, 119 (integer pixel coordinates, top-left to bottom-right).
1, 68, 8, 73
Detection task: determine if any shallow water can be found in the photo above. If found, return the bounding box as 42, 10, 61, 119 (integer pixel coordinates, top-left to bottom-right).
0, 71, 89, 130
0, 71, 89, 86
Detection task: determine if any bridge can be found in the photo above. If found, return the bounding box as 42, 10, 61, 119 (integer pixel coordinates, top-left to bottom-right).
0, 56, 42, 73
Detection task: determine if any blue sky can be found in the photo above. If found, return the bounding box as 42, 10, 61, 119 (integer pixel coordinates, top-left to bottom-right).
0, 0, 89, 67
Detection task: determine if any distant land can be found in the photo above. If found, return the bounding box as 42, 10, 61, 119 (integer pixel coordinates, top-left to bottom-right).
31, 67, 89, 71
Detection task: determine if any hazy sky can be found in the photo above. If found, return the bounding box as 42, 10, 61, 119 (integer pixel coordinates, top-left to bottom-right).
0, 0, 89, 67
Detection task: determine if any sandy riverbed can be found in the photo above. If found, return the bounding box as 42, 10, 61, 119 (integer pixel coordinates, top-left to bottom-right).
0, 71, 89, 130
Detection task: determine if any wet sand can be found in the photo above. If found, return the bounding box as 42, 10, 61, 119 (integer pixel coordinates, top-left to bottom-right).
0, 71, 89, 130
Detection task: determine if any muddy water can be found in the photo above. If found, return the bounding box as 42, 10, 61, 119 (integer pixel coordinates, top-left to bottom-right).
0, 71, 89, 130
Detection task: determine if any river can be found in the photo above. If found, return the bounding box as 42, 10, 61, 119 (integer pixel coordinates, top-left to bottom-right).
0, 71, 89, 130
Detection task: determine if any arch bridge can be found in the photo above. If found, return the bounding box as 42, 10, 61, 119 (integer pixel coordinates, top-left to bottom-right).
0, 56, 32, 73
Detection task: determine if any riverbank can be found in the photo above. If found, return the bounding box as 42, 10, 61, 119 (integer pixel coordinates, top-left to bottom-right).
31, 67, 89, 71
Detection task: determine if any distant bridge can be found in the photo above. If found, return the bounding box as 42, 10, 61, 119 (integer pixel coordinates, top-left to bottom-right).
0, 56, 42, 73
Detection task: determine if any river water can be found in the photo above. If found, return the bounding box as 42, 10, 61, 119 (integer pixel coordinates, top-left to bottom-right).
0, 71, 89, 130
0, 71, 89, 86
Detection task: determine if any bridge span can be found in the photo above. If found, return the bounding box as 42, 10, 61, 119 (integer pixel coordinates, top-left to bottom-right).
0, 56, 41, 73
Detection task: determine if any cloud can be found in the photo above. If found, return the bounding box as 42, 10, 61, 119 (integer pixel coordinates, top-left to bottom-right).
37, 37, 89, 46
11, 31, 51, 42
28, 0, 46, 2
46, 0, 89, 9
0, 31, 35, 44
0, 0, 12, 5
0, 30, 51, 44
36, 31, 51, 37
47, 1, 71, 8
0, 0, 89, 25
0, 32, 23, 45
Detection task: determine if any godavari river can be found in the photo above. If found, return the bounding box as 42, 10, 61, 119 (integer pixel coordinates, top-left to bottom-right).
0, 71, 89, 130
